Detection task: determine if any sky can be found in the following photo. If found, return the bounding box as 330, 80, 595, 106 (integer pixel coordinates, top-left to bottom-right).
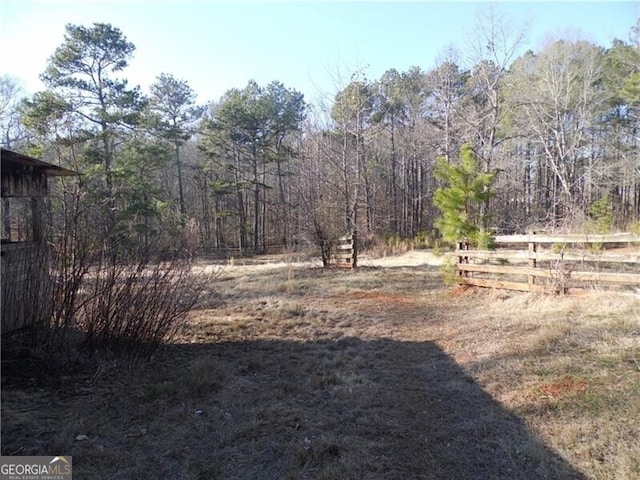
0, 1, 638, 107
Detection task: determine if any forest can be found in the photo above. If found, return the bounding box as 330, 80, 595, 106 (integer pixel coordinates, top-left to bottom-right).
2, 16, 640, 256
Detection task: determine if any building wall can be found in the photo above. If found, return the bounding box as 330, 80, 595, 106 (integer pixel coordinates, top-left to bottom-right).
1, 160, 50, 334
1, 242, 51, 334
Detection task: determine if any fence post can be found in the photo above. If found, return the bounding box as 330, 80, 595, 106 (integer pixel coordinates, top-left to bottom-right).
528, 231, 537, 291
457, 241, 469, 280
352, 231, 358, 268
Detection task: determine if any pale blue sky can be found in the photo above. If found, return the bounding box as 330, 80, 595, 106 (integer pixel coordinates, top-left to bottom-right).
0, 1, 637, 107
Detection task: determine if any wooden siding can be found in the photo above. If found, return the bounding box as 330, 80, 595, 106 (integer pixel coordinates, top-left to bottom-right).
1, 242, 51, 333
1, 149, 76, 334
1, 169, 48, 197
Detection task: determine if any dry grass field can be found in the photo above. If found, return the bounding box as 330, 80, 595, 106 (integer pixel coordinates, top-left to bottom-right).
2, 251, 639, 479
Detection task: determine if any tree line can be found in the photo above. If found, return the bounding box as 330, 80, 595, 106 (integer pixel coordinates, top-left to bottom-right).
2, 14, 640, 256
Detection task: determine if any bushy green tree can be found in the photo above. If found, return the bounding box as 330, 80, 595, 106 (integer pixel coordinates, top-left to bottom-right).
433, 144, 497, 246
587, 194, 614, 234
113, 139, 176, 249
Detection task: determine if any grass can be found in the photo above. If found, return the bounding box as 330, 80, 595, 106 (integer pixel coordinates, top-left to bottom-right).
2, 251, 639, 479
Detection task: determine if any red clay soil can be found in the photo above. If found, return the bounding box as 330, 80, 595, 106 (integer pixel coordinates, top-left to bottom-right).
538, 377, 588, 400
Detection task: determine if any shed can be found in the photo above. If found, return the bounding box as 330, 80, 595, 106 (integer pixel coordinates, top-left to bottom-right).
1, 148, 77, 334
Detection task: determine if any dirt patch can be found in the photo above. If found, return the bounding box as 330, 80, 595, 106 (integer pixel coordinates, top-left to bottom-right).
537, 376, 588, 400
448, 283, 473, 297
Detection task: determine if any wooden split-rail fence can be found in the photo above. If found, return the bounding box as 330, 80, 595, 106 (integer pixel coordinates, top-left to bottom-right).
455, 232, 640, 294
329, 233, 357, 269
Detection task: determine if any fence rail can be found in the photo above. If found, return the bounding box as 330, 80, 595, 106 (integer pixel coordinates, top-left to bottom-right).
455, 233, 640, 294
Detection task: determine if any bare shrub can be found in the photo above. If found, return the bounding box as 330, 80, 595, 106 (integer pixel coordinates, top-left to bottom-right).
40, 173, 210, 359
77, 247, 204, 359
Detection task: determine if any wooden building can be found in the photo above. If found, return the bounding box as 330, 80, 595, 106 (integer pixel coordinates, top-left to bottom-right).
1, 148, 77, 334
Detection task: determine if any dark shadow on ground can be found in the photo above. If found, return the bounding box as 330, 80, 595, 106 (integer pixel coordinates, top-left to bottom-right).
2, 337, 587, 480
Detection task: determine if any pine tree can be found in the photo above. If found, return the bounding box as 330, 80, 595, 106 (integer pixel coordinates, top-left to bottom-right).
433, 144, 497, 246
